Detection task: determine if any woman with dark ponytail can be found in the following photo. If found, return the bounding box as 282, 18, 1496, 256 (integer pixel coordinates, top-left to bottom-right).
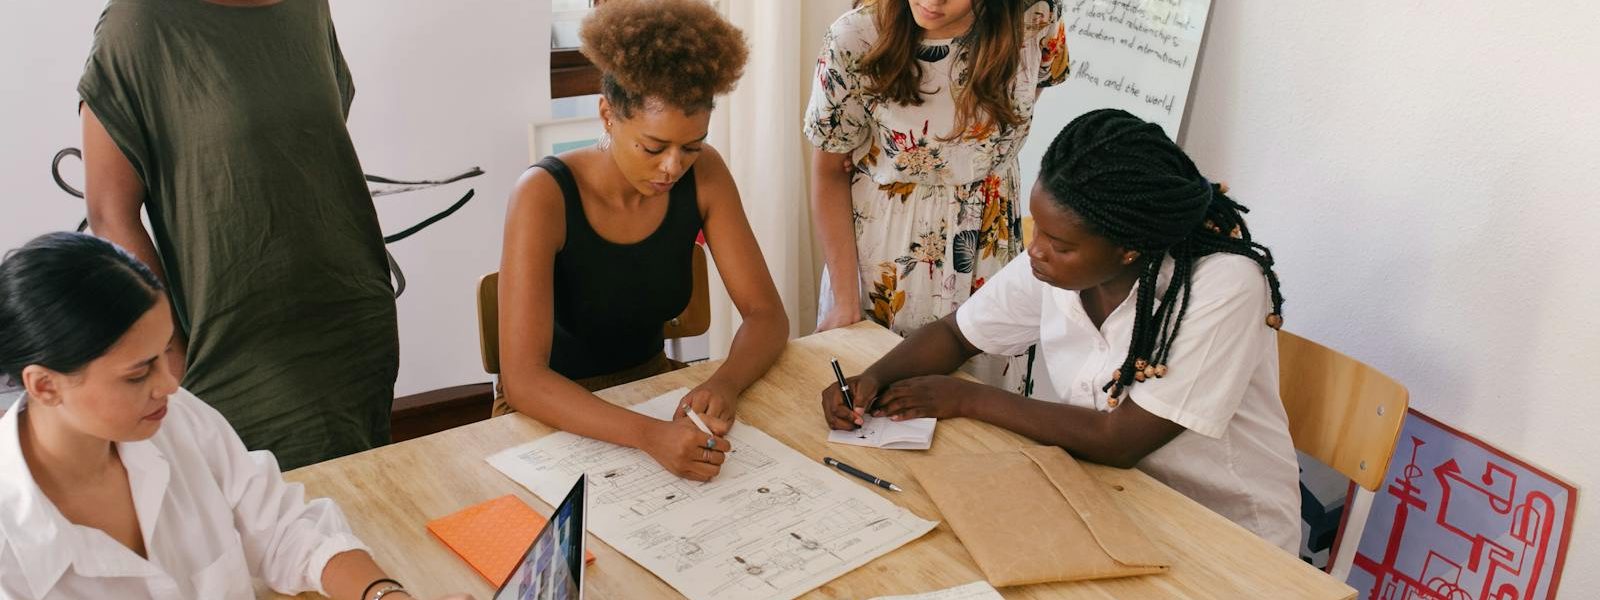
820, 109, 1301, 553
0, 233, 468, 599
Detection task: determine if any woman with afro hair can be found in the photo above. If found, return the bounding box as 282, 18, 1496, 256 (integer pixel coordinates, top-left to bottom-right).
496, 0, 788, 482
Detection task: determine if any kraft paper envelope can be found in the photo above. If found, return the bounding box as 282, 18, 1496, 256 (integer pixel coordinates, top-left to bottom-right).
908, 446, 1169, 587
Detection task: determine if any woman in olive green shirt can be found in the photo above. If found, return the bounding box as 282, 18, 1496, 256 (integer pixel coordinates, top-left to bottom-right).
80, 0, 396, 469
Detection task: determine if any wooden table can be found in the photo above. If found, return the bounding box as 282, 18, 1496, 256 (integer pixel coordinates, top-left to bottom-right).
278, 322, 1355, 600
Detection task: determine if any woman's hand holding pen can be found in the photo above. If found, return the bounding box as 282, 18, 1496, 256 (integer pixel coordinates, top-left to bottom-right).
679, 380, 737, 435
643, 419, 730, 482
821, 373, 885, 430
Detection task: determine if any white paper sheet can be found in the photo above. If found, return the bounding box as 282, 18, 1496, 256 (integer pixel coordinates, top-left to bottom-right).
867, 581, 1004, 600
826, 416, 936, 450
486, 388, 937, 600
1019, 0, 1216, 209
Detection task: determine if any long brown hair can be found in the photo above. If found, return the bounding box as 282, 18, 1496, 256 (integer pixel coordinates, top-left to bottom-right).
857, 0, 1028, 139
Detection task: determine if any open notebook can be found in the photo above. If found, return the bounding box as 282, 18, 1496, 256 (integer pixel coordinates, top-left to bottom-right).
827, 416, 936, 450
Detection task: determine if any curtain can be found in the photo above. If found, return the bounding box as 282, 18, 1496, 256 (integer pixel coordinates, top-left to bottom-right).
703, 0, 851, 355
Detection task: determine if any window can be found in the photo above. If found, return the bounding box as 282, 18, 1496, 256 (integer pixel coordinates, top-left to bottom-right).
548, 0, 723, 100
550, 0, 600, 98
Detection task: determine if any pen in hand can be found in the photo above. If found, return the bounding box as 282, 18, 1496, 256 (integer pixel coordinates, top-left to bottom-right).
684, 405, 735, 454
830, 358, 856, 413
684, 406, 713, 434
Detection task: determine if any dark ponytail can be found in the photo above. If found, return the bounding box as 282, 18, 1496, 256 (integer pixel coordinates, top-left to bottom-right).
1038, 109, 1284, 401
0, 232, 164, 385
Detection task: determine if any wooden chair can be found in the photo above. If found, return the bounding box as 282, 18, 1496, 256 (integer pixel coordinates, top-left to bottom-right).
477, 243, 711, 377
1277, 330, 1409, 581
662, 243, 712, 359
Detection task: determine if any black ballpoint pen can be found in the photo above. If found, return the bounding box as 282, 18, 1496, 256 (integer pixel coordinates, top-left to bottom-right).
824, 456, 902, 492
830, 358, 855, 412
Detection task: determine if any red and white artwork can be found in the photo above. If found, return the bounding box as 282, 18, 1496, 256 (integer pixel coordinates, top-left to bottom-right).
1345, 410, 1576, 600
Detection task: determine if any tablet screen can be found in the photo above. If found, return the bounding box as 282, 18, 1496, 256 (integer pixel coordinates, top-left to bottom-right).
494, 475, 586, 600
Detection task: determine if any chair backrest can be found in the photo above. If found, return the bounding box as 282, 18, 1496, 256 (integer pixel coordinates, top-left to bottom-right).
1277, 330, 1409, 491
475, 244, 712, 376
663, 243, 711, 340
477, 272, 501, 374
1021, 215, 1035, 247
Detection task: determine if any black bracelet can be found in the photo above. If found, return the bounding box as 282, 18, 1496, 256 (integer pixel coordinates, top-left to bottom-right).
362, 578, 403, 600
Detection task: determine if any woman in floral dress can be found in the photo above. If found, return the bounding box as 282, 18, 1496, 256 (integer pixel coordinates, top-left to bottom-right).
805, 0, 1069, 388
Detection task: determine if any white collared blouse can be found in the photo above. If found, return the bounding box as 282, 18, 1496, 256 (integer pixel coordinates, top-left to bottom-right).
0, 388, 366, 599
956, 253, 1302, 553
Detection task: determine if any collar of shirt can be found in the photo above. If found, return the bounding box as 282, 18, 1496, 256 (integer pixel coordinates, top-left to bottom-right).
1061, 255, 1176, 331
0, 395, 174, 598
1043, 257, 1176, 402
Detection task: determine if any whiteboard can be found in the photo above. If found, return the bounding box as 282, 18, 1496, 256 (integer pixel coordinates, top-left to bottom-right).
1018, 0, 1215, 198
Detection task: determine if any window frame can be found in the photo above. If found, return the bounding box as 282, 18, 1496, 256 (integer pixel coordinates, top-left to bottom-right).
550, 1, 602, 99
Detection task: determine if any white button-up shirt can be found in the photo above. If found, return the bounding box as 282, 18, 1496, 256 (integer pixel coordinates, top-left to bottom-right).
957, 253, 1302, 553
0, 388, 366, 599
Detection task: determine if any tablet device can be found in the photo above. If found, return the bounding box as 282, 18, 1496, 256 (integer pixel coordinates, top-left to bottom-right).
494, 475, 587, 600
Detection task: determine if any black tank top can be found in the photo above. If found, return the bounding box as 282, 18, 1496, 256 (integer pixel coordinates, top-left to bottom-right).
536, 156, 702, 380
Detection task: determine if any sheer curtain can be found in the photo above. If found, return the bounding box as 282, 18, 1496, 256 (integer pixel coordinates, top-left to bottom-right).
703, 0, 851, 355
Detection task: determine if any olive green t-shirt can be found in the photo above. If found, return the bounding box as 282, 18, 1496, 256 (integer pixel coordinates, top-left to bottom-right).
79, 0, 397, 469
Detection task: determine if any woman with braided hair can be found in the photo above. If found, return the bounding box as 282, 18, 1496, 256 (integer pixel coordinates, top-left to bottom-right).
820, 109, 1301, 553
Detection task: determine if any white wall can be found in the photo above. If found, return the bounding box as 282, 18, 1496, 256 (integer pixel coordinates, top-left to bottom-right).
0, 2, 551, 399
0, 3, 106, 246
331, 0, 549, 396
1181, 1, 1600, 591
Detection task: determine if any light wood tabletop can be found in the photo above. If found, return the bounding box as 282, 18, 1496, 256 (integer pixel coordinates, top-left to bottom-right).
277, 322, 1355, 600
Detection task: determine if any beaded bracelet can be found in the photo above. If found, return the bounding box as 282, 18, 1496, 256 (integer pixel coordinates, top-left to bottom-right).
362, 578, 403, 600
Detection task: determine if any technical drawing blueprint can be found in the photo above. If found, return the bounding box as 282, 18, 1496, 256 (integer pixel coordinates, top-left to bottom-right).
487, 389, 937, 600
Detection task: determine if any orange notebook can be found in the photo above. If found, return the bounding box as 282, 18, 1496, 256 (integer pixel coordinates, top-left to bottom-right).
426, 494, 596, 586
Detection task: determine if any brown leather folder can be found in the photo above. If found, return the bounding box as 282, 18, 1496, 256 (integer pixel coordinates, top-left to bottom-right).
908, 446, 1170, 587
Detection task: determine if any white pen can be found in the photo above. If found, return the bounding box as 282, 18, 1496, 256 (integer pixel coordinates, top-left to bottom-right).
684, 406, 734, 453
684, 406, 713, 435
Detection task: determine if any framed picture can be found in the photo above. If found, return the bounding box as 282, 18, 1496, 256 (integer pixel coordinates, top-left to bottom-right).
528, 117, 603, 163
1344, 409, 1577, 600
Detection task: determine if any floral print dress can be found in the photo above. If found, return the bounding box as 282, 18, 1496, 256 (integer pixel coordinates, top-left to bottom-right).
805, 1, 1069, 388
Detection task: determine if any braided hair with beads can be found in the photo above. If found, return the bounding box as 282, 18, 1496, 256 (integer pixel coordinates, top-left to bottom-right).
1037, 109, 1284, 406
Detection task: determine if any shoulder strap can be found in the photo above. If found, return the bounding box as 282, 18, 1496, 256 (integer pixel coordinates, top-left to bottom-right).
667, 166, 703, 231
534, 156, 592, 243
534, 156, 583, 212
